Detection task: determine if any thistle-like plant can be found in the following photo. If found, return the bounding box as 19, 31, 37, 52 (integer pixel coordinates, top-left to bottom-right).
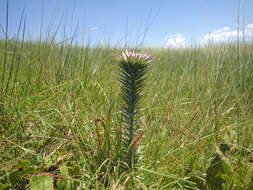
118, 50, 152, 170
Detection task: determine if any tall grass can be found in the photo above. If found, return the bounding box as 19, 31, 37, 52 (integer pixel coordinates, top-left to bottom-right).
1, 37, 253, 189
0, 13, 253, 190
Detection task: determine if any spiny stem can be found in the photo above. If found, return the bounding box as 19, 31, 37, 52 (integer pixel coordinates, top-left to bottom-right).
118, 50, 152, 169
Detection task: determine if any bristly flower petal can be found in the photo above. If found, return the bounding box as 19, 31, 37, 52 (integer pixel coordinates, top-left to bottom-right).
118, 50, 153, 64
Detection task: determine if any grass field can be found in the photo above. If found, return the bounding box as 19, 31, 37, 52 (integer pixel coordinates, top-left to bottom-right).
0, 36, 253, 189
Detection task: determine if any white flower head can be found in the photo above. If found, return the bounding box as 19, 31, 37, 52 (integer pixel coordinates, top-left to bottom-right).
118, 50, 153, 64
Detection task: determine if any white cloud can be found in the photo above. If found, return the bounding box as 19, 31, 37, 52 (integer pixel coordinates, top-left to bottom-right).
201, 23, 253, 45
246, 23, 253, 30
213, 26, 230, 34
89, 26, 99, 31
164, 23, 253, 48
165, 33, 187, 48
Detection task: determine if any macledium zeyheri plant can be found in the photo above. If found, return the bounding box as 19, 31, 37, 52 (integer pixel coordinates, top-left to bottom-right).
118, 50, 152, 170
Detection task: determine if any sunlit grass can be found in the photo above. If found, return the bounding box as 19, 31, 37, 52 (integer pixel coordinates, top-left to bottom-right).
0, 36, 253, 189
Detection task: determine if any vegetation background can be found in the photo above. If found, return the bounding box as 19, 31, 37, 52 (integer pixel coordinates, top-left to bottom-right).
0, 1, 253, 189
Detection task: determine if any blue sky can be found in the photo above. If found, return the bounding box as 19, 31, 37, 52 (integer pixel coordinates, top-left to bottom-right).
0, 0, 253, 47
